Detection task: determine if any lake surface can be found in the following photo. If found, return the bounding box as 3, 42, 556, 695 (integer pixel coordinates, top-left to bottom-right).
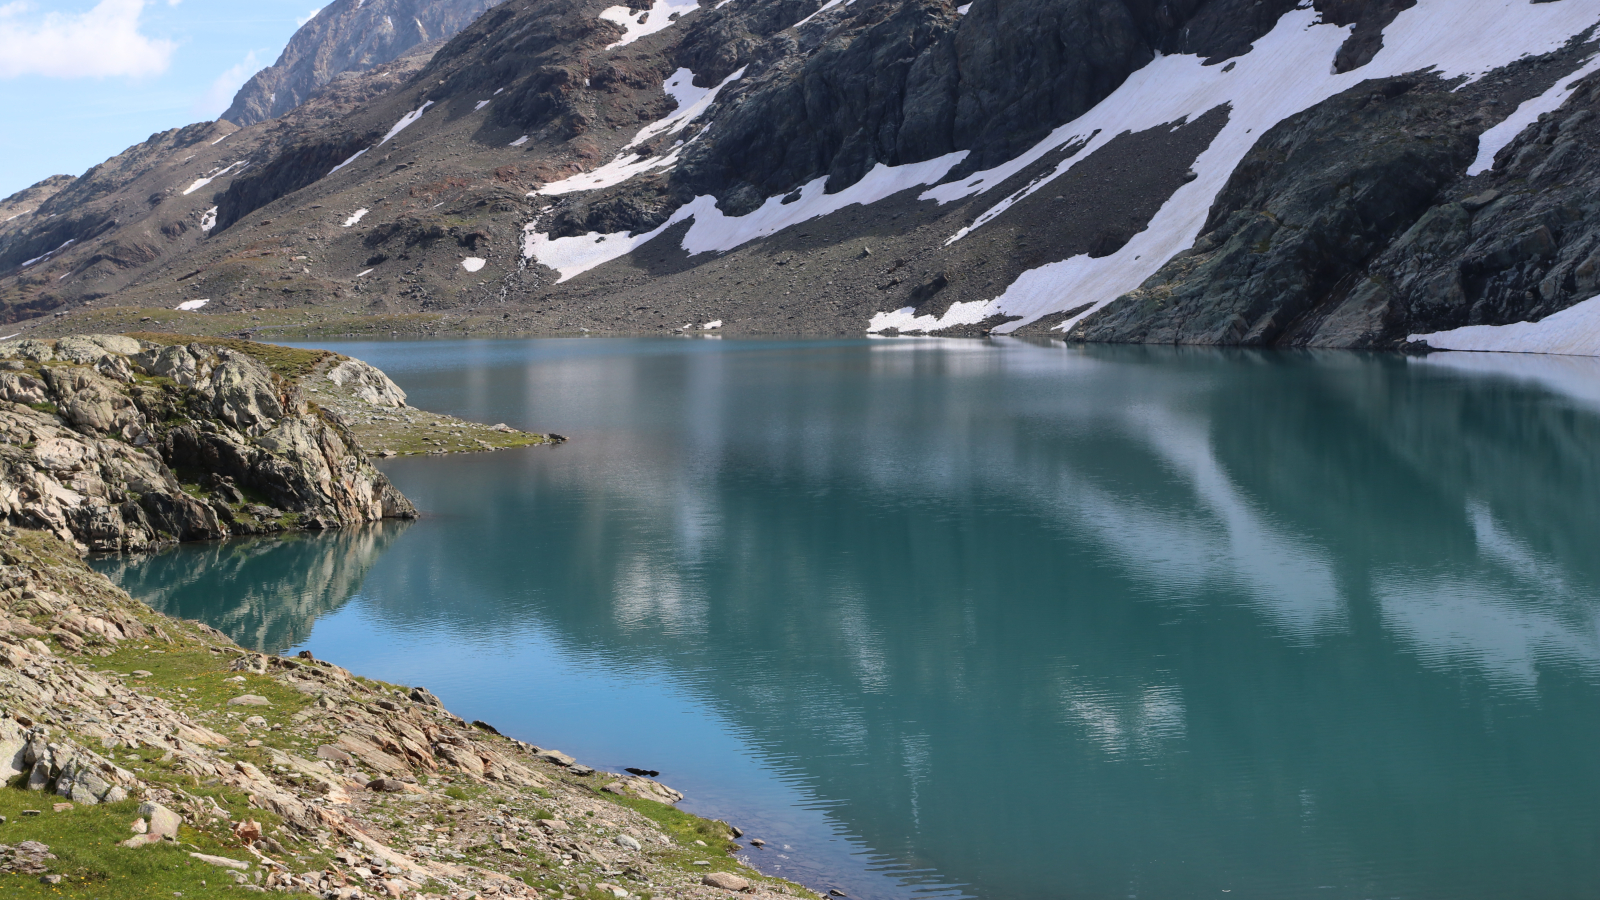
94, 339, 1600, 900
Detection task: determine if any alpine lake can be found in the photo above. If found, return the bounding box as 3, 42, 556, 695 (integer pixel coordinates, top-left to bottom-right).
92, 337, 1600, 900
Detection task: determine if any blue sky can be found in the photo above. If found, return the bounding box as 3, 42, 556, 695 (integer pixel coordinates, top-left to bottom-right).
0, 0, 324, 199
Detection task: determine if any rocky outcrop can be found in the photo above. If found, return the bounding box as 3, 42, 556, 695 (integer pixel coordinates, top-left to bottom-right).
326, 358, 409, 408
0, 335, 415, 553
221, 0, 502, 126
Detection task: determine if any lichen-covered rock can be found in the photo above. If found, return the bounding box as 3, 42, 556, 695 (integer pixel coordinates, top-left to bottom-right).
0, 335, 415, 552
326, 358, 407, 409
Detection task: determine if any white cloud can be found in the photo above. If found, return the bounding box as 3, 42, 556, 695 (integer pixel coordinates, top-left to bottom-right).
296, 6, 323, 26
0, 0, 177, 79
192, 49, 264, 118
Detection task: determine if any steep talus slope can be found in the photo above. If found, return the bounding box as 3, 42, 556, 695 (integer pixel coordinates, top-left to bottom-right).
5, 0, 1600, 352
222, 0, 504, 126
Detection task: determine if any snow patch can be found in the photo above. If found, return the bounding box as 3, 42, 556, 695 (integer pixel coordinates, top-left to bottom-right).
356, 268, 375, 278
329, 148, 368, 176
871, 0, 1600, 335
19, 239, 74, 269
793, 0, 855, 28
533, 67, 743, 197
176, 299, 210, 311
343, 208, 370, 227
1469, 53, 1600, 175
510, 135, 529, 147
701, 319, 723, 330
182, 161, 246, 196
211, 132, 231, 145
462, 257, 486, 272
200, 206, 218, 233
956, 3, 970, 13
525, 152, 967, 281
379, 101, 434, 146
1411, 294, 1600, 356
475, 99, 491, 111
599, 0, 701, 49
0, 333, 19, 341
629, 66, 743, 149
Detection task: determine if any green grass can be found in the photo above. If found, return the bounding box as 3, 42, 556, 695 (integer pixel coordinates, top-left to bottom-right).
597, 792, 777, 885
0, 785, 260, 899
95, 647, 315, 758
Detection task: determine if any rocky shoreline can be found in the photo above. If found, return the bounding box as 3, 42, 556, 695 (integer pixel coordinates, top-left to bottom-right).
0, 526, 809, 899
0, 333, 811, 898
0, 334, 552, 553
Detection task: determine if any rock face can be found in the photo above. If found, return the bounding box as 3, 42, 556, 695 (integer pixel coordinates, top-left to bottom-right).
1073, 74, 1481, 346
326, 358, 409, 408
221, 0, 503, 126
0, 335, 415, 553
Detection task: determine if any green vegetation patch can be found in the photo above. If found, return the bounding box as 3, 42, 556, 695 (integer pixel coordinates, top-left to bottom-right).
598, 791, 776, 885
0, 787, 260, 899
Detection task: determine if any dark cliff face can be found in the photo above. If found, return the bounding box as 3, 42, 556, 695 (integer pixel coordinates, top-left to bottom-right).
222, 0, 504, 127
5, 0, 1600, 352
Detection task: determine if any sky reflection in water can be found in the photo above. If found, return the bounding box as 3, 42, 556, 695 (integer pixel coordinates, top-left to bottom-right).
96, 340, 1600, 900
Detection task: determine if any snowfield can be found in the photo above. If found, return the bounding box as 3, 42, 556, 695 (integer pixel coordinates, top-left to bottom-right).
1469, 52, 1600, 175
183, 161, 247, 196
599, 0, 701, 48
328, 148, 369, 176
525, 152, 967, 281
872, 0, 1600, 335
532, 67, 744, 198
1412, 295, 1600, 356
379, 101, 434, 146
519, 0, 1600, 342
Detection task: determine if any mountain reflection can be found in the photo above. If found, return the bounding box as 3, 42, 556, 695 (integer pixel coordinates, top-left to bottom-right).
99, 340, 1600, 900
92, 521, 411, 652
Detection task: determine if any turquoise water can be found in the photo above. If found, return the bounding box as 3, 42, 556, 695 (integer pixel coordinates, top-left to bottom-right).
94, 339, 1600, 900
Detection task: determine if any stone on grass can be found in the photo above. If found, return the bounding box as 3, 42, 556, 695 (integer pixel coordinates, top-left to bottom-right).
702, 872, 751, 891
614, 834, 641, 851
190, 852, 250, 870
139, 801, 182, 839
228, 695, 271, 707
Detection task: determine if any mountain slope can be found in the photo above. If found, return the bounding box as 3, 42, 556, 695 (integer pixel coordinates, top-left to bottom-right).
222, 0, 504, 126
5, 0, 1600, 352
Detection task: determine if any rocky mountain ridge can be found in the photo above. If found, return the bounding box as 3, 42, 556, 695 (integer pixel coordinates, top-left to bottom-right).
223, 0, 504, 127
1, 0, 1599, 353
